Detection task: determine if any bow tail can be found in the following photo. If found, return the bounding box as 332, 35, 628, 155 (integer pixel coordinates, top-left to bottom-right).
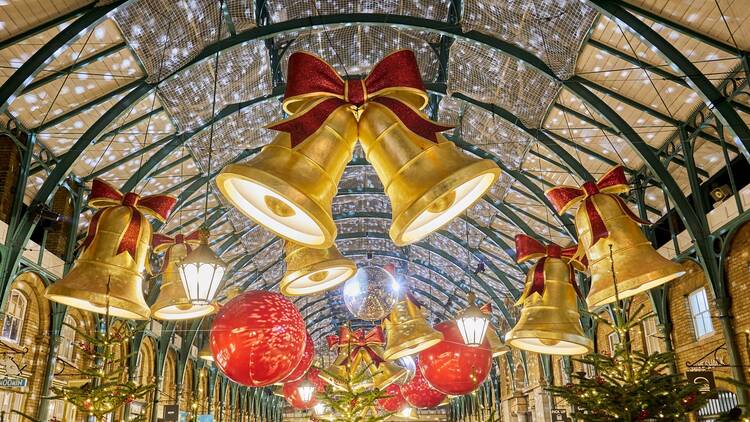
267, 98, 348, 148
117, 209, 142, 259
516, 258, 547, 305
370, 97, 452, 143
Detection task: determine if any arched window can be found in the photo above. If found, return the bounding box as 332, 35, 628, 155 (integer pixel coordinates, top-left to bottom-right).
58, 314, 77, 361
1, 290, 27, 343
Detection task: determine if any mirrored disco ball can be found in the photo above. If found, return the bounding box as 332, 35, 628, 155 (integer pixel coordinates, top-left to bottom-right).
343, 266, 399, 320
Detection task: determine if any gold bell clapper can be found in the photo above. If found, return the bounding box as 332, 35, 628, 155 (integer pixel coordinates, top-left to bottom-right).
366, 345, 406, 389
383, 292, 444, 361
45, 179, 176, 320
150, 231, 218, 320
545, 166, 685, 308
505, 235, 593, 355
280, 241, 357, 296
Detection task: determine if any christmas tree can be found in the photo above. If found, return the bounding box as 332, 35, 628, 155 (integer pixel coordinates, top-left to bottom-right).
50, 316, 154, 421
548, 248, 708, 421
315, 345, 394, 421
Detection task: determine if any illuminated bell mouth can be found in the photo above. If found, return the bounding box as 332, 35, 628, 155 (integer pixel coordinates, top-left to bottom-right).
427, 190, 456, 213
265, 195, 296, 217
176, 303, 193, 311
540, 338, 560, 346
309, 270, 328, 282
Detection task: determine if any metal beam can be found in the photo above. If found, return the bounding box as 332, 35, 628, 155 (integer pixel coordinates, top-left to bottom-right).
94, 107, 165, 143
35, 78, 146, 132
587, 0, 750, 161
21, 42, 129, 94
83, 134, 176, 180
0, 0, 132, 115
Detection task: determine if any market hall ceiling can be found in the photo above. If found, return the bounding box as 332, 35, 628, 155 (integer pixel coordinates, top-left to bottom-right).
0, 0, 748, 345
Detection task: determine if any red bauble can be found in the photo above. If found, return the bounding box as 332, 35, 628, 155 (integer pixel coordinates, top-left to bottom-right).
211, 291, 306, 387
281, 332, 315, 383
400, 360, 445, 409
282, 368, 326, 410
417, 320, 492, 395
378, 383, 407, 412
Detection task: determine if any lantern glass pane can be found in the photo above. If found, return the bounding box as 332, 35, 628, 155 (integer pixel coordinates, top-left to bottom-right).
457, 316, 489, 347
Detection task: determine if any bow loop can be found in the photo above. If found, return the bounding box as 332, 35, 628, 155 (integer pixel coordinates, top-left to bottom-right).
268, 50, 450, 148
545, 166, 630, 214
514, 235, 585, 304
152, 230, 201, 254
89, 179, 176, 222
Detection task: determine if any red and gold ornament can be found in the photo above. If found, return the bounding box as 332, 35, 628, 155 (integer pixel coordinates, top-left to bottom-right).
417, 321, 492, 395
400, 360, 445, 409
280, 331, 315, 383
378, 383, 407, 413
210, 291, 306, 387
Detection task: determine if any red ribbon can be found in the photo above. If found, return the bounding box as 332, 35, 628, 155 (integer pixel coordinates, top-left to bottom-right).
544, 166, 649, 246
514, 234, 584, 303
152, 231, 201, 272
82, 179, 176, 259
326, 326, 385, 367
268, 50, 452, 148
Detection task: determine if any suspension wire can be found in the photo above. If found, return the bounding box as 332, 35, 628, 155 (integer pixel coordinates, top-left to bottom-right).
202, 0, 226, 227
713, 0, 742, 54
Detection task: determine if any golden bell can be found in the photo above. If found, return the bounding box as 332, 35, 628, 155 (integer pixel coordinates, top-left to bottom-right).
578, 193, 685, 309
358, 102, 500, 246
319, 346, 370, 391
280, 241, 357, 296
485, 327, 510, 357
505, 257, 592, 355
366, 345, 406, 389
383, 294, 443, 361
198, 342, 213, 361
45, 206, 151, 320
151, 242, 218, 320
217, 102, 357, 248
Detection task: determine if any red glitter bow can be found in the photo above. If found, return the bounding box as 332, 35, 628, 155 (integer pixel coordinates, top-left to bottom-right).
268, 50, 452, 147
514, 234, 584, 303
544, 166, 648, 246
82, 179, 176, 259
326, 326, 385, 367
152, 231, 201, 272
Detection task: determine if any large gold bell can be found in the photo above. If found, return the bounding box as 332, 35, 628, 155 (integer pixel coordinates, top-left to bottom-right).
505, 258, 592, 355
280, 241, 356, 296
45, 206, 151, 320
358, 102, 500, 246
217, 102, 357, 248
383, 295, 444, 361
579, 194, 685, 308
151, 242, 218, 320
366, 345, 406, 389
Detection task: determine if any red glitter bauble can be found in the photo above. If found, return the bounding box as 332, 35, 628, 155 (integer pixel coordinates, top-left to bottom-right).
211, 291, 306, 387
282, 368, 326, 410
281, 332, 315, 383
417, 320, 492, 395
378, 383, 407, 412
400, 360, 445, 409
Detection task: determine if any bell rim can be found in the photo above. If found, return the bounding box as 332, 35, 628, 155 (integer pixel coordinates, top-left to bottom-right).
390, 160, 500, 246
45, 287, 150, 320
505, 331, 593, 355
383, 333, 444, 361
217, 163, 336, 249
151, 302, 218, 321
586, 267, 686, 309
280, 260, 356, 296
